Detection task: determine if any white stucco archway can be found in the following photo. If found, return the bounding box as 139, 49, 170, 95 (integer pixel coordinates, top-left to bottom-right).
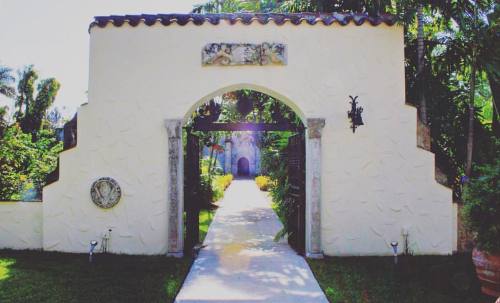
4, 13, 454, 257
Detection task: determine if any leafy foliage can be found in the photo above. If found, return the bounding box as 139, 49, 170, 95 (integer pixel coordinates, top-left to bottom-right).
255, 175, 272, 191
192, 0, 499, 197
462, 147, 500, 253
0, 106, 8, 137
15, 65, 61, 138
0, 64, 63, 200
212, 174, 233, 201
260, 131, 295, 239
0, 66, 15, 99
0, 125, 31, 199
0, 124, 62, 200
196, 174, 234, 210
187, 89, 302, 126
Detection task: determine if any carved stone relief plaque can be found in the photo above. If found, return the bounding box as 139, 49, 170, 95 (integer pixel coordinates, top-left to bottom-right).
90, 177, 122, 209
202, 42, 287, 66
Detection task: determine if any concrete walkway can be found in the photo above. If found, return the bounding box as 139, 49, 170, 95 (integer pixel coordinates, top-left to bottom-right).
175, 179, 328, 303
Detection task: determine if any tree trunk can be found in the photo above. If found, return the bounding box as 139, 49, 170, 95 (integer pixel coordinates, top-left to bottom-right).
487, 71, 500, 138
207, 141, 215, 180
417, 4, 428, 124
211, 152, 219, 176
486, 10, 500, 138
465, 48, 477, 177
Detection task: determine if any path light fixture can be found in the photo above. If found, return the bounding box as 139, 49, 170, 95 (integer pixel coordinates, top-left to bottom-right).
347, 95, 364, 133
391, 241, 399, 265
89, 240, 98, 263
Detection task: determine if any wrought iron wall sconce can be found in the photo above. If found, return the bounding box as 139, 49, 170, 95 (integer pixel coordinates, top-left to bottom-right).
347, 95, 364, 133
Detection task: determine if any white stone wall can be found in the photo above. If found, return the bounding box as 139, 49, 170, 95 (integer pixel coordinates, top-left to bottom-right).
0, 202, 43, 250
41, 21, 454, 255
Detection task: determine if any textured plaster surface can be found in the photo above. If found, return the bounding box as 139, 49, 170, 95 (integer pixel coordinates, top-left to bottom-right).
0, 202, 42, 250
39, 22, 453, 255
175, 180, 328, 302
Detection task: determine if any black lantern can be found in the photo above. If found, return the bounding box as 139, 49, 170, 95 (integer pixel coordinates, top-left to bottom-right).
347, 95, 364, 133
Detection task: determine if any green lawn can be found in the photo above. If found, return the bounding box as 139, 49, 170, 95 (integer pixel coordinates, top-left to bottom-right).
199, 209, 214, 243
0, 250, 192, 303
308, 254, 493, 303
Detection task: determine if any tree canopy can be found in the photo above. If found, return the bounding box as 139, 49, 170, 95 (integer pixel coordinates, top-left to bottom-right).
0, 65, 62, 200
193, 0, 499, 197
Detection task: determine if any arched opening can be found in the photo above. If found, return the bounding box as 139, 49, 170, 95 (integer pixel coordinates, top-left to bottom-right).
180, 85, 308, 257
237, 157, 250, 176
182, 83, 306, 125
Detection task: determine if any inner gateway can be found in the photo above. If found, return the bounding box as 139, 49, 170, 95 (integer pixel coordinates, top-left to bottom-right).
183, 89, 306, 255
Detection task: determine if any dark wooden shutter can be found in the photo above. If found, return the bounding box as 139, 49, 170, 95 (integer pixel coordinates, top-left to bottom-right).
185, 131, 200, 252
287, 132, 305, 255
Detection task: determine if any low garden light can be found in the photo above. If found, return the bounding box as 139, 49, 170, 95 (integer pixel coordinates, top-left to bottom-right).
347, 95, 364, 133
89, 240, 98, 263
391, 241, 399, 265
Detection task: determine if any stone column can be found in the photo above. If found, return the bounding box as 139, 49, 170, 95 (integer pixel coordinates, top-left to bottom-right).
306, 118, 325, 258
165, 119, 183, 257
224, 138, 232, 174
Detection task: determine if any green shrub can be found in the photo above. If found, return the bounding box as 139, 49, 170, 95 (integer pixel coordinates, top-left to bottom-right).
216, 174, 233, 191
211, 174, 233, 202
461, 157, 500, 253
260, 132, 294, 240
198, 175, 215, 210
255, 176, 272, 191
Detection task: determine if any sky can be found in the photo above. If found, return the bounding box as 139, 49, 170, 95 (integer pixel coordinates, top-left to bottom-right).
0, 0, 200, 119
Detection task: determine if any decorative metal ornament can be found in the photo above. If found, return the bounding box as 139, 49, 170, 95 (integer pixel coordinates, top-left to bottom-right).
90, 177, 122, 209
347, 95, 364, 133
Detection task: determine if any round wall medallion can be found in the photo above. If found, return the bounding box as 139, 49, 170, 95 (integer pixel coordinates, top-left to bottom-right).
90, 177, 121, 209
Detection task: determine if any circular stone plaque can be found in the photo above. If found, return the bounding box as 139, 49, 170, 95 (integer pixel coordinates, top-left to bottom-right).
90, 177, 121, 209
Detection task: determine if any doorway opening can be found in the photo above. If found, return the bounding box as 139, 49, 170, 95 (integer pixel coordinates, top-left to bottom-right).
183, 88, 306, 255
237, 157, 250, 177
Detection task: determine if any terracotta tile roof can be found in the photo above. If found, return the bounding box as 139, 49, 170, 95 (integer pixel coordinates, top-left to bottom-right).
89, 13, 396, 31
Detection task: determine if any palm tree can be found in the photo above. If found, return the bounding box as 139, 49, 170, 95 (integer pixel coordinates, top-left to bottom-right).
14, 65, 60, 138
416, 4, 428, 124
0, 65, 15, 98
0, 66, 15, 136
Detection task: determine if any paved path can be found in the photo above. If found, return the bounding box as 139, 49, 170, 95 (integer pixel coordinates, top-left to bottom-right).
175, 179, 328, 303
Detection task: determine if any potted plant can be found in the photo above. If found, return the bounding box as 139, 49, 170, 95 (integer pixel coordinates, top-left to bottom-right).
462, 158, 500, 297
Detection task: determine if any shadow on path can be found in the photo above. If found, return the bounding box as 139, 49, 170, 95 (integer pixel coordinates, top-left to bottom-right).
175, 180, 328, 303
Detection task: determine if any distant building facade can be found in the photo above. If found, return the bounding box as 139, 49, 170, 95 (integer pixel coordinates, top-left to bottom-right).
202, 132, 261, 177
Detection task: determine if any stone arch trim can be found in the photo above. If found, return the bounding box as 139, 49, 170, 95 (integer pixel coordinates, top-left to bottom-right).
305, 118, 325, 258
164, 119, 184, 257
182, 83, 307, 126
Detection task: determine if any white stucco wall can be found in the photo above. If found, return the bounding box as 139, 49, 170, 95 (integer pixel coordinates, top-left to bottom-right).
42, 20, 454, 255
0, 202, 43, 250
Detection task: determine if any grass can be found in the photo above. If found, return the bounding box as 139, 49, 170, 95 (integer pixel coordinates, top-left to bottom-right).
0, 250, 192, 303
308, 254, 493, 303
199, 209, 214, 243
